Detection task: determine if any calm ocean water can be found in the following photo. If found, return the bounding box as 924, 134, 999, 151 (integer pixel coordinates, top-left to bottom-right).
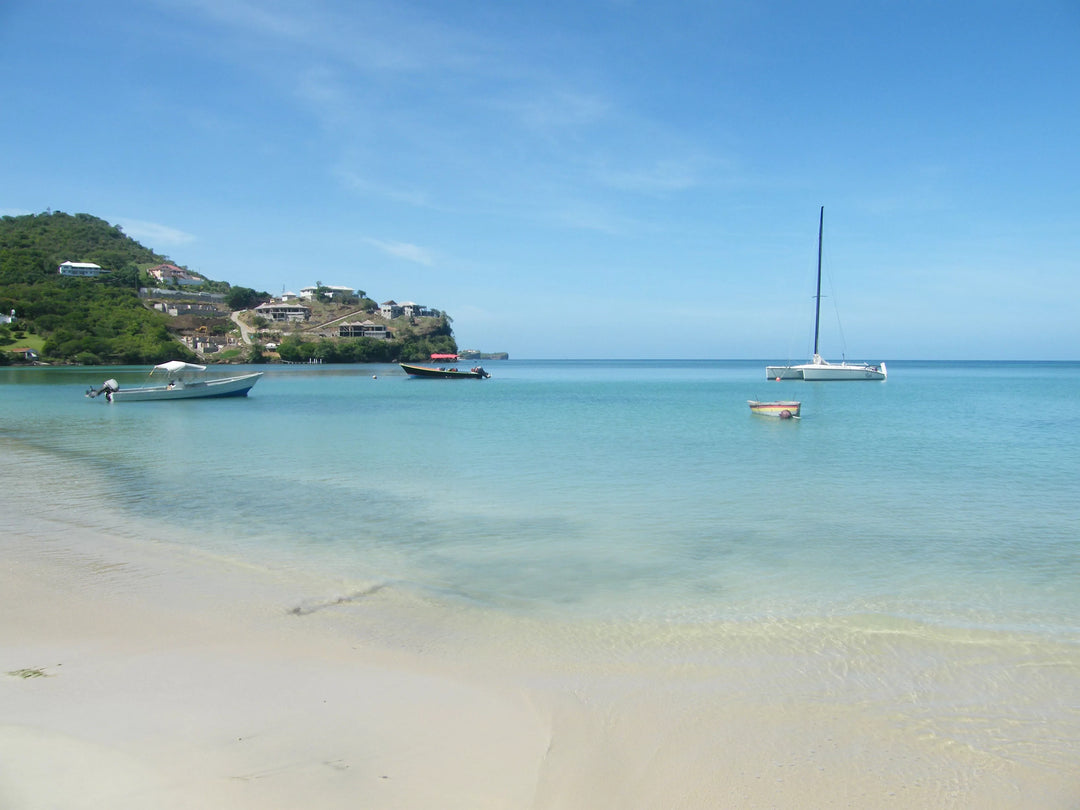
4, 359, 1079, 640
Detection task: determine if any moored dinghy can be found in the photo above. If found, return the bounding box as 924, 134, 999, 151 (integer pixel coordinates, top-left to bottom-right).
748, 400, 801, 419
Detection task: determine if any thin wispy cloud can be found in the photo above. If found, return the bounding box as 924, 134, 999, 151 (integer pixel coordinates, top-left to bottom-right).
363, 237, 435, 266
504, 89, 612, 134
114, 219, 197, 248
169, 0, 488, 75
8, 1, 1075, 358
159, 0, 316, 44
335, 167, 436, 209
546, 199, 632, 236
160, 0, 697, 217
596, 157, 706, 194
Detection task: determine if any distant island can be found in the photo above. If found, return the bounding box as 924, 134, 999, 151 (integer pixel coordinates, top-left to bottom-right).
0, 211, 505, 366
459, 350, 509, 361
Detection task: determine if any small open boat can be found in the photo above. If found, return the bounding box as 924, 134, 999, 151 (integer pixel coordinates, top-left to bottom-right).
400, 362, 490, 379
748, 400, 801, 419
86, 361, 263, 402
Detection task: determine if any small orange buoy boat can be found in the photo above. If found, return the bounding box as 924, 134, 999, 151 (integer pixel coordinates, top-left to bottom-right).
747, 400, 801, 419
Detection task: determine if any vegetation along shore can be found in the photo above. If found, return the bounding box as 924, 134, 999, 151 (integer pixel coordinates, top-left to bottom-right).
0, 211, 502, 366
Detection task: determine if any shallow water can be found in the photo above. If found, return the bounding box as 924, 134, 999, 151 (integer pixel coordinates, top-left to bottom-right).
6, 360, 1080, 792
5, 360, 1079, 634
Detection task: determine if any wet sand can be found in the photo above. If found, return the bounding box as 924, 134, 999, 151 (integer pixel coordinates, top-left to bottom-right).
2, 497, 1078, 809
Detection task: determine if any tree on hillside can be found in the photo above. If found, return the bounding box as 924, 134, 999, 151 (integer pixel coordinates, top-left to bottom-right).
226, 286, 270, 310
0, 211, 463, 365
0, 211, 165, 283
0, 212, 189, 363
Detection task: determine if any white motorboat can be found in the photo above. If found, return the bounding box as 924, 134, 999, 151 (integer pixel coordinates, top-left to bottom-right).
86, 361, 263, 402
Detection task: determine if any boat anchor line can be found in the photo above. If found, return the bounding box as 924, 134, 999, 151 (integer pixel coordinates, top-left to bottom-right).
288, 582, 390, 616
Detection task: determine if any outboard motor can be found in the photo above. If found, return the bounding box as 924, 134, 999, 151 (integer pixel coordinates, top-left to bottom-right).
86, 379, 120, 401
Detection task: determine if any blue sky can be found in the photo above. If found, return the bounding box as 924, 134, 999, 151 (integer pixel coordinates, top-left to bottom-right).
3, 0, 1078, 359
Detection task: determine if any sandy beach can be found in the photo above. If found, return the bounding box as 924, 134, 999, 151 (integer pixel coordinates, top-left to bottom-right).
1, 515, 550, 810
3, 492, 1078, 809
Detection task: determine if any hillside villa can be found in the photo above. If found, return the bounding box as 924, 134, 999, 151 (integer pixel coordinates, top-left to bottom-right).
300, 285, 355, 300
339, 320, 390, 339
255, 302, 311, 322
148, 263, 203, 286
57, 261, 105, 277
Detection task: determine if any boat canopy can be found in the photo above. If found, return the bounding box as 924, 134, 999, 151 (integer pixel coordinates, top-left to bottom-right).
153, 361, 207, 373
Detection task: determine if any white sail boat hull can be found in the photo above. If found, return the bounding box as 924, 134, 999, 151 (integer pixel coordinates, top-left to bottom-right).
766, 365, 805, 380
800, 360, 886, 381
766, 361, 886, 381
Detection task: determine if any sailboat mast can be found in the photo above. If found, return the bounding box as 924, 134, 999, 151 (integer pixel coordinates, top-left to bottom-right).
812, 206, 824, 357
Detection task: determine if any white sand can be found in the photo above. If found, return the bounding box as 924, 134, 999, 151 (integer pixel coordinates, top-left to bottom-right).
1, 525, 551, 810
3, 509, 1078, 808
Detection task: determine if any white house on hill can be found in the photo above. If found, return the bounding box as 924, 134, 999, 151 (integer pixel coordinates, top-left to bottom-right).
147, 263, 202, 286
300, 285, 355, 300
255, 302, 311, 322
399, 301, 437, 318
339, 320, 390, 339
58, 261, 105, 277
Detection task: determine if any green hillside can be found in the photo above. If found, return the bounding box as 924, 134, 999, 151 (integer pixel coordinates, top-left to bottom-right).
0, 211, 458, 366
0, 212, 199, 365
0, 211, 166, 285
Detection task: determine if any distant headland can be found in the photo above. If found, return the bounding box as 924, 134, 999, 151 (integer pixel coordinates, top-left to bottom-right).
0, 211, 505, 366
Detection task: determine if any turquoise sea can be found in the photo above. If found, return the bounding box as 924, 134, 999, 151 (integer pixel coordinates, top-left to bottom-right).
5, 358, 1080, 803
3, 359, 1079, 637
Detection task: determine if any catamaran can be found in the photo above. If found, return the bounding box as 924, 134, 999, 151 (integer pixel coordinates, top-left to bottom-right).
766, 207, 886, 381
